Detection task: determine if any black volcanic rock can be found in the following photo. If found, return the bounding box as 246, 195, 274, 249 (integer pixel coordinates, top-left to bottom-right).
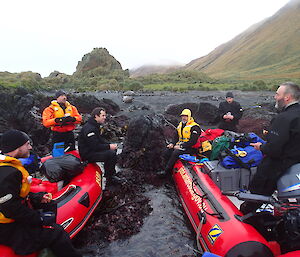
165, 102, 219, 126
118, 114, 167, 172
0, 89, 50, 154
68, 95, 120, 115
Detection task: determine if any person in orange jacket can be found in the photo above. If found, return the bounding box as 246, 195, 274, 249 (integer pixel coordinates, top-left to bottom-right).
42, 90, 82, 151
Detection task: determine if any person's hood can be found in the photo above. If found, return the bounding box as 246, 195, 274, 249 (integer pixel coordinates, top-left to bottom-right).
180, 108, 193, 123
180, 108, 191, 117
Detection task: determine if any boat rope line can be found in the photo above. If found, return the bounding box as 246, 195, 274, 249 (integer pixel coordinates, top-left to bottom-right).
191, 178, 224, 219
184, 244, 202, 254
196, 215, 205, 254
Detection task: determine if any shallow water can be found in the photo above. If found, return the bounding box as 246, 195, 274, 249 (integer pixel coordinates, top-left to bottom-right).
77, 183, 199, 257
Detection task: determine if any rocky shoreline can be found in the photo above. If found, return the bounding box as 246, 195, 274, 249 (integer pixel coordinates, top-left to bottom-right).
0, 88, 277, 254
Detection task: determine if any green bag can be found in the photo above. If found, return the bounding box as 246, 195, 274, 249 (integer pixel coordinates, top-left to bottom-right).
210, 135, 231, 160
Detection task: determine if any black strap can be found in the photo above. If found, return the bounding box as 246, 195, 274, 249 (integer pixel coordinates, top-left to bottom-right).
223, 147, 251, 171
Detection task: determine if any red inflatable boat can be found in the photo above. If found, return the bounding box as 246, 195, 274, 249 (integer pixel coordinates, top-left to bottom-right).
173, 158, 300, 257
0, 151, 103, 257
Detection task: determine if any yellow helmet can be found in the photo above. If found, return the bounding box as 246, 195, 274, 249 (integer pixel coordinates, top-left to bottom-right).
180, 109, 191, 118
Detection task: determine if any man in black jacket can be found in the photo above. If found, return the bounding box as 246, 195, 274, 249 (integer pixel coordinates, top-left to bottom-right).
218, 92, 243, 132
240, 82, 300, 214
78, 107, 125, 185
0, 129, 81, 257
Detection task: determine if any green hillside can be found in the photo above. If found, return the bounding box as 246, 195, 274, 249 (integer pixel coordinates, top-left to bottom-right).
185, 0, 300, 80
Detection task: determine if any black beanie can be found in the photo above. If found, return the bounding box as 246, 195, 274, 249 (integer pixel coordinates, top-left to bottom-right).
226, 92, 234, 98
1, 129, 30, 153
55, 90, 66, 99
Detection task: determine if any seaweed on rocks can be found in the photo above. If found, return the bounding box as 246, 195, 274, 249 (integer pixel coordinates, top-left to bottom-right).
238, 105, 276, 136
73, 167, 155, 247
118, 114, 169, 172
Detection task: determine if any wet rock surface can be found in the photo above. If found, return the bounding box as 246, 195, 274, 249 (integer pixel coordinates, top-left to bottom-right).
118, 114, 167, 172
165, 102, 219, 127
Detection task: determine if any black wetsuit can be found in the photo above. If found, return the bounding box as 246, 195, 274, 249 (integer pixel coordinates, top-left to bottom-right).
241, 103, 300, 214
78, 117, 117, 180
218, 100, 243, 132
0, 166, 81, 257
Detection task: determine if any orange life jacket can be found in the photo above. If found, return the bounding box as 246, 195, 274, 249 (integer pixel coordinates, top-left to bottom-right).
42, 100, 82, 132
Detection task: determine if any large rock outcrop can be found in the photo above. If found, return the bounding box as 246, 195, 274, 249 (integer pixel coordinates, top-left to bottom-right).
73, 48, 123, 77
165, 102, 219, 127
118, 115, 167, 172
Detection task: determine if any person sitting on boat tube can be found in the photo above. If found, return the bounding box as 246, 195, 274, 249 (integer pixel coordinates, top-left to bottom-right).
158, 108, 202, 176
0, 129, 82, 257
78, 107, 126, 185
42, 90, 82, 152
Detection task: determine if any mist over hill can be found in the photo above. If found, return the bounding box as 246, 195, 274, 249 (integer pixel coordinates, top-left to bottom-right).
129, 64, 183, 77
185, 0, 300, 80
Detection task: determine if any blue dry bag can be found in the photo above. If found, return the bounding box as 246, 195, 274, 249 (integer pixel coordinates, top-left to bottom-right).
221, 145, 263, 169
202, 252, 221, 257
179, 154, 209, 163
52, 142, 65, 157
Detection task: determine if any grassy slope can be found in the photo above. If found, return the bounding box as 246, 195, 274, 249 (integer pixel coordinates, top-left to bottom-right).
185, 0, 300, 80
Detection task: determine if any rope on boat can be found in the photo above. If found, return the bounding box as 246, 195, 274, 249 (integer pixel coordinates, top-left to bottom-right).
192, 179, 224, 219
196, 216, 205, 254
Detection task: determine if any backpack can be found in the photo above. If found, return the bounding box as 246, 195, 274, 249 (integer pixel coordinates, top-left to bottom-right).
220, 145, 263, 169
194, 129, 224, 159
199, 129, 224, 142
42, 154, 85, 182
210, 135, 232, 160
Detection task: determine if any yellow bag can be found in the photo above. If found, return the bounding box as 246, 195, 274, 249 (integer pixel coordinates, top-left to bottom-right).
200, 140, 212, 153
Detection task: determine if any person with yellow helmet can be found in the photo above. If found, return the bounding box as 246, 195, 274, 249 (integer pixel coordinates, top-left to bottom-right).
158, 108, 201, 176
0, 129, 81, 257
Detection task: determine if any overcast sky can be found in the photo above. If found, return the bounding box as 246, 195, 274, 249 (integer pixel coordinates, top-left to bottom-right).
0, 0, 290, 77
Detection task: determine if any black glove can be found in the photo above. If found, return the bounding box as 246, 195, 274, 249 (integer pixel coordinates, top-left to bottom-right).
55, 117, 64, 124
40, 211, 56, 226
64, 116, 76, 122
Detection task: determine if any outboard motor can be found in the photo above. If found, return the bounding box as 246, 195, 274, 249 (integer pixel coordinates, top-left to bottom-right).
277, 163, 300, 251
277, 163, 300, 201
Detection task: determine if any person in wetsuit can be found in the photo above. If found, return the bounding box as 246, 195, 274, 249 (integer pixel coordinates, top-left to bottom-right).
240, 82, 300, 214
218, 92, 243, 132
0, 129, 81, 257
78, 107, 125, 185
